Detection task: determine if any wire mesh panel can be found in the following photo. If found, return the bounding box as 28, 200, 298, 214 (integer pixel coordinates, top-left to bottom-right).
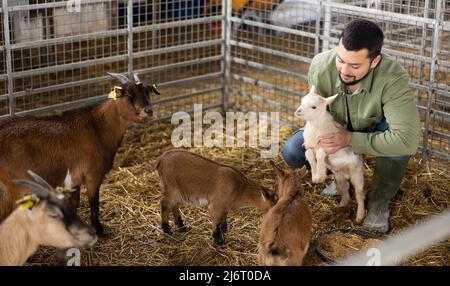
227, 0, 449, 170
133, 0, 224, 120
0, 0, 224, 120
0, 6, 7, 116
227, 0, 316, 125
0, 0, 448, 168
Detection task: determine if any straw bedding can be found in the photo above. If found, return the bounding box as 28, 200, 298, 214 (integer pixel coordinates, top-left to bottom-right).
26, 121, 449, 266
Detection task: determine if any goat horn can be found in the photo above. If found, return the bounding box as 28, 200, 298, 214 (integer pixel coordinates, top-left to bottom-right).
26, 170, 54, 191
14, 179, 50, 199
107, 72, 130, 84
132, 72, 142, 84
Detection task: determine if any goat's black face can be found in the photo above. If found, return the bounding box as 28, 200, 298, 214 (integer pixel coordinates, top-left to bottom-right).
116, 82, 158, 123
47, 197, 97, 248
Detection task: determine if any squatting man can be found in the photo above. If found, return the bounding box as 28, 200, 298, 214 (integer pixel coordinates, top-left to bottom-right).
282, 19, 420, 233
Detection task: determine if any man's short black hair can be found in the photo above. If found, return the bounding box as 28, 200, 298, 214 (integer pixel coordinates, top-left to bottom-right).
339, 19, 384, 59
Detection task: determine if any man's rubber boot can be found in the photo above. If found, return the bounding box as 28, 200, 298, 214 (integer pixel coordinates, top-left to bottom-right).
363, 157, 409, 233
321, 180, 341, 196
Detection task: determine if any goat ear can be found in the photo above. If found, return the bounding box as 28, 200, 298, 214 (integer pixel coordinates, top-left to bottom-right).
270, 160, 285, 176
107, 72, 130, 85
261, 186, 277, 203
325, 94, 339, 105
309, 85, 316, 94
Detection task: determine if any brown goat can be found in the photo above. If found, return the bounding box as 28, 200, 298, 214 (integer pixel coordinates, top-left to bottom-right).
0, 170, 97, 266
153, 149, 278, 245
0, 72, 159, 234
258, 162, 312, 266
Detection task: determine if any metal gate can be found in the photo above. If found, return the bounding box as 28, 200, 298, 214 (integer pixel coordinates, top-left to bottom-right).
0, 0, 448, 170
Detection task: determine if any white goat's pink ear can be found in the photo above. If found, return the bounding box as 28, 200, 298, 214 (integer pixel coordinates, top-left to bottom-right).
325, 94, 339, 105
309, 85, 316, 94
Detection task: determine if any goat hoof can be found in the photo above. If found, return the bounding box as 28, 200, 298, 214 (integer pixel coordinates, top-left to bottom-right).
213, 237, 224, 245
356, 215, 365, 224
94, 224, 104, 236
338, 201, 349, 208
312, 176, 325, 184
161, 223, 172, 234
213, 232, 225, 245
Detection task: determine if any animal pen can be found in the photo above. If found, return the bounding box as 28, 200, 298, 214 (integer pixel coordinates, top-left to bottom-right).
0, 0, 448, 266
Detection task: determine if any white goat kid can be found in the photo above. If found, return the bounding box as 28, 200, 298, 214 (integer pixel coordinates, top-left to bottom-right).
295, 86, 365, 223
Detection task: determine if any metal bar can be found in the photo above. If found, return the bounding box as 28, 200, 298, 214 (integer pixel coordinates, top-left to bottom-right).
323, 0, 331, 52
8, 54, 128, 79
382, 47, 433, 63
229, 40, 313, 64
0, 40, 221, 81
133, 15, 223, 33
152, 0, 159, 50
154, 104, 223, 123
425, 129, 450, 141
232, 74, 305, 98
235, 106, 297, 128
9, 29, 128, 50
0, 94, 108, 120
0, 17, 223, 51
231, 57, 308, 81
0, 0, 108, 12
0, 58, 224, 101
1, 76, 111, 100
408, 82, 432, 92
230, 88, 296, 112
326, 1, 447, 29
315, 0, 322, 55
2, 0, 14, 116
229, 17, 317, 39
154, 72, 223, 88
416, 146, 450, 161
127, 0, 133, 77
221, 0, 232, 113
421, 0, 443, 164
153, 87, 222, 106
136, 55, 223, 75
134, 39, 223, 59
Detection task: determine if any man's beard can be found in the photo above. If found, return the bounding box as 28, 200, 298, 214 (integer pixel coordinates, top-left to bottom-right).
339, 69, 371, 86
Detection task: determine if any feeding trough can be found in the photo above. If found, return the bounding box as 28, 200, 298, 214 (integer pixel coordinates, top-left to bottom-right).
314, 228, 383, 265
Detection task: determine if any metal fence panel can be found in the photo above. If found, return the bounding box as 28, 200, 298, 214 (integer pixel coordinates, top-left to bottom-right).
228, 0, 449, 171
0, 0, 448, 170
0, 0, 224, 120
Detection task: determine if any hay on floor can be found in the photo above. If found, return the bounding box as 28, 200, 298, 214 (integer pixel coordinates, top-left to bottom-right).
26, 121, 449, 266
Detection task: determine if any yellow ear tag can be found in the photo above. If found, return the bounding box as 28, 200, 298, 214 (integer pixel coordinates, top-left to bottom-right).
19, 201, 35, 209
16, 195, 34, 204
16, 195, 36, 209
55, 186, 71, 199
108, 86, 118, 101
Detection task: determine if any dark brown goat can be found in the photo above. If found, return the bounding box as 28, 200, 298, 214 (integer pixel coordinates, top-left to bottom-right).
258, 162, 312, 266
0, 72, 159, 234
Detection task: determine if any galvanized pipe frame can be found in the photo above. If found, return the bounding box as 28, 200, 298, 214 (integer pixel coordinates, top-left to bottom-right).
229, 0, 449, 165
0, 1, 448, 164
0, 0, 225, 113
421, 0, 444, 163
